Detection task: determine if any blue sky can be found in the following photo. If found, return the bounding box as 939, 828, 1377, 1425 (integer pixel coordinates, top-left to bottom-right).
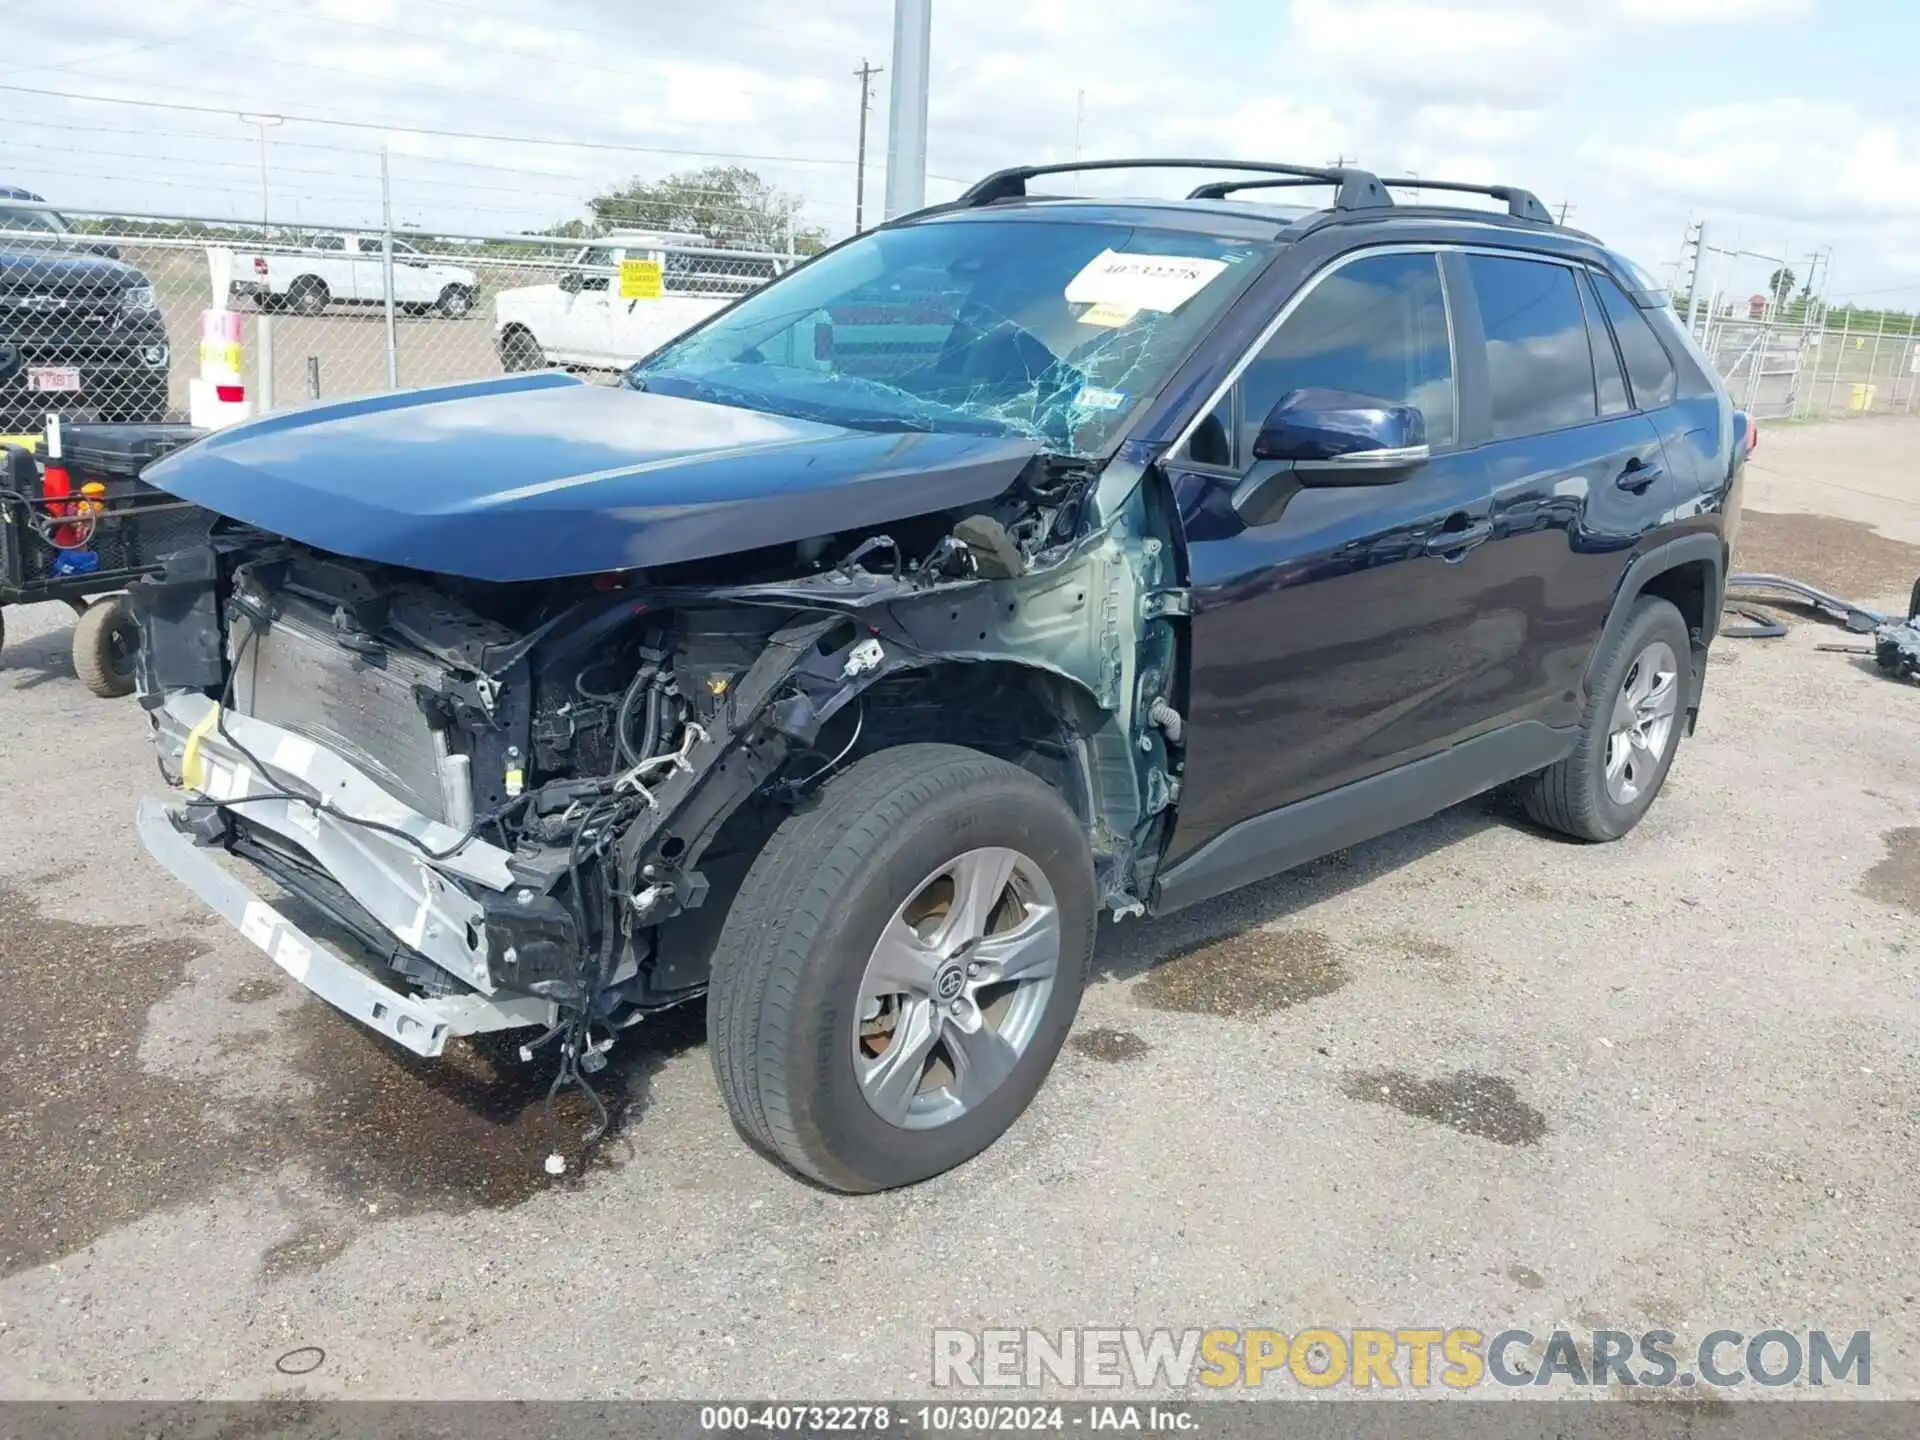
3, 0, 1918, 303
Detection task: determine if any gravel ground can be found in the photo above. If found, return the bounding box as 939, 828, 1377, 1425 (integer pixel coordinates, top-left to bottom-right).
0, 417, 1916, 1401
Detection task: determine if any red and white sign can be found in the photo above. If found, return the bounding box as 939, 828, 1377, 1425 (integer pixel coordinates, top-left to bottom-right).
27, 366, 82, 393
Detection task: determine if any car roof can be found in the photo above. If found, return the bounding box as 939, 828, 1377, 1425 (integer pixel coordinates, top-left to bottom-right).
1, 185, 48, 202
916, 197, 1304, 242
903, 185, 1656, 302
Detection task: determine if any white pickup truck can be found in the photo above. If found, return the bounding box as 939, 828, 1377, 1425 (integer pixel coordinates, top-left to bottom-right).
230, 234, 481, 318
492, 233, 780, 372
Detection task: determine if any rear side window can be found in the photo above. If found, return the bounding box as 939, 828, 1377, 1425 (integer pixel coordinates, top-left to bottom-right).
1592, 271, 1678, 409
1580, 273, 1631, 417
1237, 251, 1455, 455
1464, 254, 1596, 438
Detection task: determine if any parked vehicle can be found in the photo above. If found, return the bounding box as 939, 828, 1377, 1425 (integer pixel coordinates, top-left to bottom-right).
229, 233, 480, 318
1, 187, 172, 434
492, 231, 779, 371
130, 158, 1745, 1193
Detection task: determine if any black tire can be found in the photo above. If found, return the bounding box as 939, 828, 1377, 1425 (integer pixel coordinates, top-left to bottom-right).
1521, 596, 1691, 842
288, 277, 329, 316
436, 284, 475, 319
72, 595, 138, 699
498, 326, 546, 372
708, 743, 1096, 1192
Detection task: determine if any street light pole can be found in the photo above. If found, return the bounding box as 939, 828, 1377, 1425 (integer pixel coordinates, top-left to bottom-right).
239, 113, 284, 225
882, 0, 931, 218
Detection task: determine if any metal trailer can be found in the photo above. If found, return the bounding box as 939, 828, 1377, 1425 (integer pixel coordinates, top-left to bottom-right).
0, 424, 210, 696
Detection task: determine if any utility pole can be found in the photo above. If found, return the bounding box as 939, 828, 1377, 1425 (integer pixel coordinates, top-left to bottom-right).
1072, 89, 1085, 163
239, 112, 283, 225
1681, 219, 1707, 339
380, 143, 398, 390
882, 0, 932, 218
853, 58, 883, 233
1554, 199, 1574, 225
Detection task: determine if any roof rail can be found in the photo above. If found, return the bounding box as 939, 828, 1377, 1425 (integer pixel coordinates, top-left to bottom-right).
1377, 178, 1556, 225
957, 159, 1390, 213
1186, 177, 1337, 200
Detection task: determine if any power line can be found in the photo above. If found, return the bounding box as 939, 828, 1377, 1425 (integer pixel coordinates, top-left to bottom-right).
0, 116, 782, 196
42, 14, 256, 73
53, 0, 838, 95
0, 83, 864, 169
47, 45, 790, 134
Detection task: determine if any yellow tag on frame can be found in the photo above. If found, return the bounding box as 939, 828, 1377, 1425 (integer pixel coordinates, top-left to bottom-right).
619, 258, 664, 300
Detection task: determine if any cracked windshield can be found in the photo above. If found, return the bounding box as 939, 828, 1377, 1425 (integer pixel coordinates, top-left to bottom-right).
627, 218, 1269, 455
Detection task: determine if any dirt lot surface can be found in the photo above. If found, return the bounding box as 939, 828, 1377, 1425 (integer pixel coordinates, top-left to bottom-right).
1, 417, 1917, 1400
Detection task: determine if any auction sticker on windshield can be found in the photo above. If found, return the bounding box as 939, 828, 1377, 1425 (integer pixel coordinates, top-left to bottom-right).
1065, 250, 1228, 314
1076, 300, 1139, 328
1072, 385, 1128, 410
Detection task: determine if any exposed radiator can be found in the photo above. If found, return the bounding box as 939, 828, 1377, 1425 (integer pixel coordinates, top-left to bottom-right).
230, 598, 452, 823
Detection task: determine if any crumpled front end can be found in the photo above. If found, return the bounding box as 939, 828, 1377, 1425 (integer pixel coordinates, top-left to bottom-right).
128, 451, 1189, 1122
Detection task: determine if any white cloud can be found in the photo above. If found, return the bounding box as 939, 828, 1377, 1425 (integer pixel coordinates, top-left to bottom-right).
1288, 0, 1582, 108
1589, 99, 1920, 221
1614, 0, 1813, 22
2, 0, 1912, 301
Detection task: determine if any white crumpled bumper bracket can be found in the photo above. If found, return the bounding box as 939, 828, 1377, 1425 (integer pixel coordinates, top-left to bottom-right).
137, 692, 555, 1056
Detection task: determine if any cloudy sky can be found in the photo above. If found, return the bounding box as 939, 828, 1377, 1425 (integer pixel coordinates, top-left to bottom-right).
4, 0, 1918, 303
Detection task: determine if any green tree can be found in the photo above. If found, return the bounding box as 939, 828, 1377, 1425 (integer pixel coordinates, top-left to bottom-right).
1768, 266, 1796, 306
557, 166, 827, 253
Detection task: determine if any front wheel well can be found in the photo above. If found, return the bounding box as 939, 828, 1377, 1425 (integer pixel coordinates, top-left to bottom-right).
845, 662, 1095, 823
638, 661, 1101, 1002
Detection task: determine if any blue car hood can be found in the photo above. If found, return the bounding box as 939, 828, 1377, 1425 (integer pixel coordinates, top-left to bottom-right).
143, 372, 1042, 583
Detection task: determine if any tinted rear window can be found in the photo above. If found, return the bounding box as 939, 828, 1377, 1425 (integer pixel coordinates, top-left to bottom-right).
1592, 270, 1678, 409
1464, 254, 1596, 438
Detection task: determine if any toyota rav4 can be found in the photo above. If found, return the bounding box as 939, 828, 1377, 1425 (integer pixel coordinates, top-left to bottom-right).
129, 159, 1745, 1192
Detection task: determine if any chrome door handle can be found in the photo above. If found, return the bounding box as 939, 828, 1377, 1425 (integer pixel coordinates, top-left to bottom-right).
1425, 519, 1492, 560
1617, 458, 1664, 493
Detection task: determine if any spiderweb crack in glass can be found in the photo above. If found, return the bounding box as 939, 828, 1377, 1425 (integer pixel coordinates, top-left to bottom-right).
628, 219, 1273, 458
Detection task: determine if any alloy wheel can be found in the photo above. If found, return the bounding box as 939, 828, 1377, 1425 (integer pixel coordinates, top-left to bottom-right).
1605, 639, 1679, 806
852, 847, 1060, 1130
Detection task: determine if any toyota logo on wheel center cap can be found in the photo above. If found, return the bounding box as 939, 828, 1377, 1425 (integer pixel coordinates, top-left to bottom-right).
933, 961, 966, 1002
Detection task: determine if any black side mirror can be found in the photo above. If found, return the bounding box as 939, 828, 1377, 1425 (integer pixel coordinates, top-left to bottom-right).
1251, 387, 1430, 485
558, 270, 584, 295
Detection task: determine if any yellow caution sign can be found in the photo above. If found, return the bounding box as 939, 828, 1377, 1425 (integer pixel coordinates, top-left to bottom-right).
619, 257, 664, 301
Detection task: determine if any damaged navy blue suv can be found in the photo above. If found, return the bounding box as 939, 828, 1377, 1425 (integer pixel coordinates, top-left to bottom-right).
131, 159, 1744, 1191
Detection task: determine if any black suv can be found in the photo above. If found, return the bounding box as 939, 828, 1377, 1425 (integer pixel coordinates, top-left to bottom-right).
131, 159, 1743, 1191
0, 187, 171, 433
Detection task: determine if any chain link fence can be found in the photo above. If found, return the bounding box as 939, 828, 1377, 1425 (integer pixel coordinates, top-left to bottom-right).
1686, 306, 1920, 423
11, 195, 1919, 437
1, 200, 795, 434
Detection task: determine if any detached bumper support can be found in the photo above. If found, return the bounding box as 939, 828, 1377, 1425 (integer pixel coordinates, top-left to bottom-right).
137, 797, 552, 1056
